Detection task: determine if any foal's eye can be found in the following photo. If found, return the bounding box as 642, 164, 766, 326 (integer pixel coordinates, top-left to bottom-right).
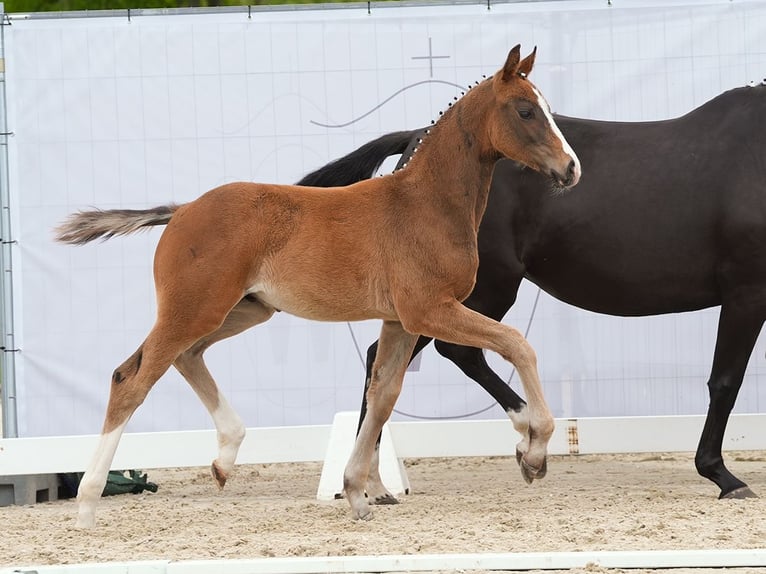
518, 109, 534, 120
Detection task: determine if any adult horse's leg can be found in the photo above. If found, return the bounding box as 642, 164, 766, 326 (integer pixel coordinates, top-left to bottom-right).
434, 342, 526, 413
173, 296, 275, 489
345, 320, 418, 520
360, 335, 435, 505
695, 302, 763, 498
401, 300, 553, 483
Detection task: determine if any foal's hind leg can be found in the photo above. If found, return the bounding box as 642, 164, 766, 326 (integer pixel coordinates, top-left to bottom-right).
76, 259, 247, 527
76, 314, 232, 528
345, 320, 417, 520
173, 296, 275, 489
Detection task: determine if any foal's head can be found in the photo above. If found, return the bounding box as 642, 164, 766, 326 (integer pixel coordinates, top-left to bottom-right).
488, 45, 580, 188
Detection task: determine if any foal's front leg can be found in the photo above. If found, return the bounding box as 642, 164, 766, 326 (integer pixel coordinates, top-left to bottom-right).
344, 320, 417, 520
402, 299, 554, 483
359, 335, 434, 505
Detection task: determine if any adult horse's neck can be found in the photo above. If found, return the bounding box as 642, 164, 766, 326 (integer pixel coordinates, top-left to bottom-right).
396, 80, 501, 232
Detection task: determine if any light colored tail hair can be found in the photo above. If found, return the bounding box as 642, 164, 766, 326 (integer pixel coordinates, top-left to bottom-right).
54, 205, 180, 245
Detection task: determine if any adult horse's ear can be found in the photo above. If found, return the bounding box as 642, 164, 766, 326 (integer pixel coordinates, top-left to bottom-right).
501, 44, 522, 82
518, 46, 537, 77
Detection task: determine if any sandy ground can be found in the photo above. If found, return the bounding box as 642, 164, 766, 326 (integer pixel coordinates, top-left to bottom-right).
2, 452, 766, 573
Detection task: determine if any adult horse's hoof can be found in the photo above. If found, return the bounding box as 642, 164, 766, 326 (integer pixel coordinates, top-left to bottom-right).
720, 486, 758, 499
371, 493, 399, 505
211, 461, 227, 489
520, 456, 547, 484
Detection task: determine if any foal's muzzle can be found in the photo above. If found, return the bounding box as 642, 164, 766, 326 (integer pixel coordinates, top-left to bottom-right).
551, 159, 578, 188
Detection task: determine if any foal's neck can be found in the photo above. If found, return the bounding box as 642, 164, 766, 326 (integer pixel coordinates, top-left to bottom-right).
398, 80, 500, 230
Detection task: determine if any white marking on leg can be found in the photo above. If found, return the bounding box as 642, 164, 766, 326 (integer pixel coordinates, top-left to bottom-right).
76, 421, 127, 528
532, 85, 581, 185
525, 408, 555, 471
506, 404, 529, 435
210, 395, 246, 477
507, 405, 530, 455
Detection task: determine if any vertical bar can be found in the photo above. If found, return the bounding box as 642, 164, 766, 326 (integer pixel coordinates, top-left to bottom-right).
0, 2, 18, 438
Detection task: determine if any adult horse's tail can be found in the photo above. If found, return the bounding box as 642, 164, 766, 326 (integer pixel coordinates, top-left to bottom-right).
296, 130, 417, 186
55, 129, 417, 245
55, 205, 179, 245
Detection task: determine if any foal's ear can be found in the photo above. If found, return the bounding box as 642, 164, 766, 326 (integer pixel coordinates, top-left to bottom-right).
501, 44, 522, 81
518, 46, 537, 77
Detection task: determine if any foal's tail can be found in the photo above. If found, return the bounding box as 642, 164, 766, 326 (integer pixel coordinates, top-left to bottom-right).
54, 205, 179, 245
55, 129, 419, 245
296, 129, 419, 187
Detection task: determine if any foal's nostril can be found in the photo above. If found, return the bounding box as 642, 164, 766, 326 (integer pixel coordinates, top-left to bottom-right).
551, 163, 575, 187
556, 159, 577, 187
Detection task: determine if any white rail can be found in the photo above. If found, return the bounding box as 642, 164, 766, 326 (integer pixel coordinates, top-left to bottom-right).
1, 413, 764, 476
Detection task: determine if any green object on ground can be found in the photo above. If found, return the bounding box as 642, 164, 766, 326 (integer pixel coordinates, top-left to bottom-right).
102, 469, 158, 496
58, 469, 158, 498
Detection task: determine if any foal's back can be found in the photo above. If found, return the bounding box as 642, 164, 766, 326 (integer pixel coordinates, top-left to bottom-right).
154, 173, 453, 323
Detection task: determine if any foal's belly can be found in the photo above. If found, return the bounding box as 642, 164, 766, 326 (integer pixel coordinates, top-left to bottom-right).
247, 280, 397, 323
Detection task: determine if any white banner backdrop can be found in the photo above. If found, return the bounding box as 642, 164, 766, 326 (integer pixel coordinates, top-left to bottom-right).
5, 0, 766, 437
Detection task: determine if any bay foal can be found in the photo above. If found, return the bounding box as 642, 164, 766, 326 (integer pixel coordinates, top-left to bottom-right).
56, 46, 580, 527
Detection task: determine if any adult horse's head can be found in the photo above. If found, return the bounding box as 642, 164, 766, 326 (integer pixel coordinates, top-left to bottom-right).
489, 45, 581, 189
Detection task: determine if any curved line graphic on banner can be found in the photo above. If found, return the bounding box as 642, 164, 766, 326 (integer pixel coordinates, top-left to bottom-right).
310, 79, 467, 129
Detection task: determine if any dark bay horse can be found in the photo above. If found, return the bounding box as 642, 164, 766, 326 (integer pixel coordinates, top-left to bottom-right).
296, 83, 766, 504
54, 46, 580, 527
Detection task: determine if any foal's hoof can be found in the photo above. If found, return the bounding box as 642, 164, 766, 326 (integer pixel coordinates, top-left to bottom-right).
371, 493, 400, 505
75, 513, 96, 529
520, 456, 547, 484
352, 507, 374, 521
211, 462, 228, 489
720, 486, 758, 500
